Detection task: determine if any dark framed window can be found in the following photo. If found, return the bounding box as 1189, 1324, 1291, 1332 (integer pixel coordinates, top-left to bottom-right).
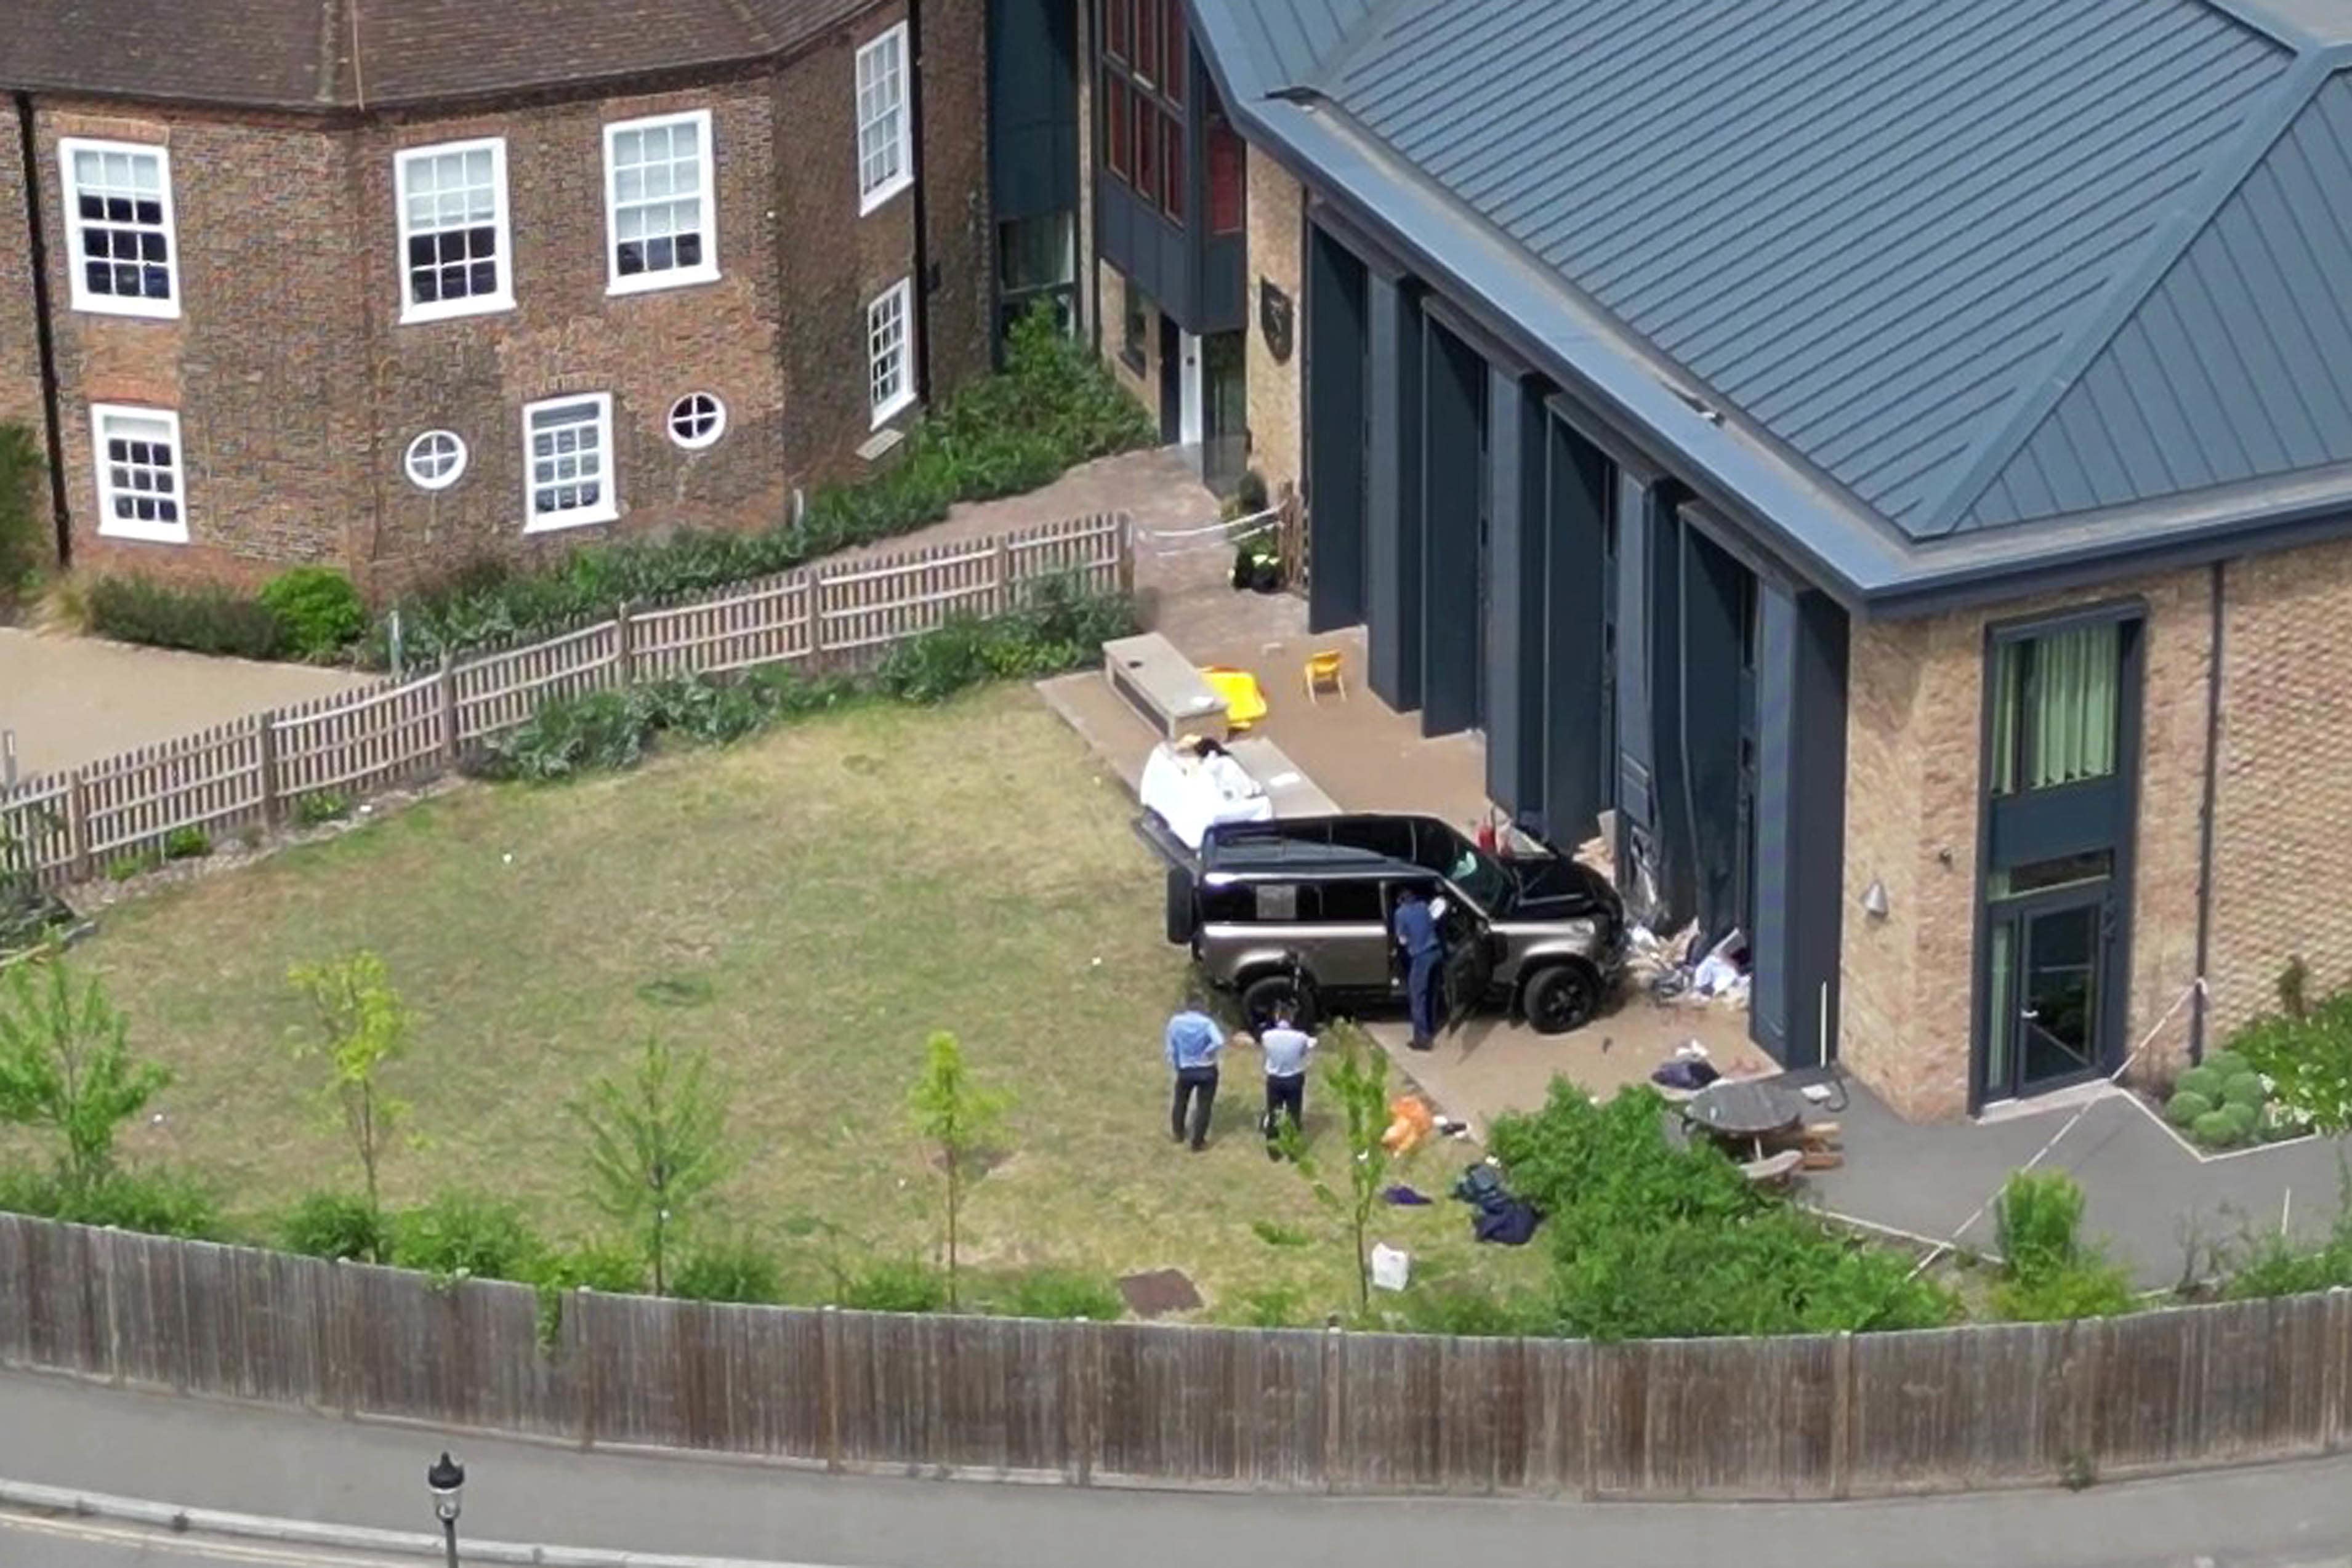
1105, 0, 1130, 61
1134, 92, 1159, 202
1988, 619, 2125, 798
1163, 0, 1187, 97
1105, 74, 1131, 178
1133, 0, 1160, 87
1206, 115, 1244, 233
1122, 283, 1151, 371
1161, 113, 1185, 222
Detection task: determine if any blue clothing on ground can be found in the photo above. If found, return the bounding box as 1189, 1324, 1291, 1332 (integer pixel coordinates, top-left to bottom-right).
1165, 1010, 1225, 1069
1260, 1026, 1314, 1079
1395, 898, 1443, 959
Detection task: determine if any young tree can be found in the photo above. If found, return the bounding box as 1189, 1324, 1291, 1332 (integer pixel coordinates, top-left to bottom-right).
288, 951, 411, 1255
906, 1031, 1010, 1310
573, 1036, 731, 1295
1279, 1029, 1393, 1314
0, 955, 171, 1193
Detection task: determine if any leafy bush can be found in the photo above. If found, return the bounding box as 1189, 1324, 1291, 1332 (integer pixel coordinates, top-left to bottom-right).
1487, 1082, 1955, 1340
2202, 1050, 2249, 1080
839, 1257, 949, 1313
473, 691, 647, 782
106, 851, 159, 882
2233, 992, 2352, 1133
2192, 1109, 2247, 1149
988, 1268, 1124, 1321
532, 1240, 649, 1296
2221, 1074, 2267, 1112
672, 1240, 784, 1304
87, 576, 285, 661
1990, 1171, 2137, 1322
293, 790, 353, 827
874, 576, 1138, 705
375, 307, 1152, 667
2165, 1090, 2213, 1128
1223, 1284, 1311, 1327
1392, 1284, 1558, 1338
2173, 1065, 2223, 1104
260, 568, 366, 660
0, 1163, 223, 1239
280, 1190, 391, 1261
163, 826, 211, 861
0, 422, 46, 603
392, 1191, 543, 1281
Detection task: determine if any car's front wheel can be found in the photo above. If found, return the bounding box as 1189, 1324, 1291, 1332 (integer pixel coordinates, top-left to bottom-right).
1241, 970, 1318, 1034
1521, 961, 1601, 1035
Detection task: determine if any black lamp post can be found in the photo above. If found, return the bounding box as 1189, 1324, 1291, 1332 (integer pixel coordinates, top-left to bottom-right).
425, 1451, 464, 1568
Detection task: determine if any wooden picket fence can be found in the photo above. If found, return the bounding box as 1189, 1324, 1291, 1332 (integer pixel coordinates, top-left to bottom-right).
0, 514, 1129, 889
1, 1215, 2348, 1499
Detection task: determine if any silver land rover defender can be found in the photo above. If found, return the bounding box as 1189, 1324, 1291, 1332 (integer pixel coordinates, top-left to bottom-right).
1154, 813, 1626, 1036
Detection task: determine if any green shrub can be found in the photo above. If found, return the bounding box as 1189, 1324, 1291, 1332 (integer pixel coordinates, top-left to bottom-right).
392, 1191, 542, 1281
2233, 994, 2352, 1133
1393, 1285, 1558, 1338
2173, 1065, 2223, 1104
293, 790, 353, 827
0, 1163, 223, 1239
672, 1240, 784, 1304
2201, 1050, 2249, 1080
87, 576, 284, 661
1486, 1082, 1955, 1339
2221, 1074, 2268, 1111
1989, 1171, 2137, 1322
2221, 1101, 2261, 1142
373, 307, 1151, 667
2191, 1109, 2245, 1148
532, 1240, 650, 1296
473, 690, 646, 782
163, 826, 211, 861
106, 850, 160, 882
0, 422, 46, 603
280, 1191, 392, 1261
2164, 1090, 2213, 1128
1223, 1284, 1311, 1327
259, 568, 365, 659
1992, 1263, 2138, 1322
839, 1258, 948, 1313
989, 1268, 1125, 1321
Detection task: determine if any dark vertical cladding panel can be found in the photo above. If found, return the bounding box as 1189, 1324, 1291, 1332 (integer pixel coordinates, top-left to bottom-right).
1541, 417, 1609, 843
988, 0, 1078, 222
1750, 585, 1850, 1067
1366, 273, 1425, 711
1095, 177, 1193, 323
1420, 318, 1484, 738
1484, 368, 1545, 814
1680, 525, 1747, 942
1306, 225, 1369, 632
1614, 469, 1656, 853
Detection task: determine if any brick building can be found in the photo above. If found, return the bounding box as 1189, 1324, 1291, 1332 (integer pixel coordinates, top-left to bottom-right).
0, 0, 996, 594
1050, 0, 2352, 1120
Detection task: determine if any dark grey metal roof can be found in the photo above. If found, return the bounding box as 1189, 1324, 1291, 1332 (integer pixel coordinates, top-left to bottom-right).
1191, 0, 2352, 609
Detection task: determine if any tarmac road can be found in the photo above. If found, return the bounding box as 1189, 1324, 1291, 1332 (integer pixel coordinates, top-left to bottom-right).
3, 1370, 2351, 1568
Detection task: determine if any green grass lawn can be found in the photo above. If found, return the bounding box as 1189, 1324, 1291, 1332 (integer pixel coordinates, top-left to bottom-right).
60, 685, 1545, 1319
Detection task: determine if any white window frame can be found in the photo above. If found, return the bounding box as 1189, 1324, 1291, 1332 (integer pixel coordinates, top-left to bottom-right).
602, 108, 720, 297
59, 138, 181, 320
521, 393, 618, 533
403, 430, 469, 491
855, 23, 914, 215
866, 278, 916, 428
395, 137, 515, 324
666, 392, 727, 450
90, 403, 189, 544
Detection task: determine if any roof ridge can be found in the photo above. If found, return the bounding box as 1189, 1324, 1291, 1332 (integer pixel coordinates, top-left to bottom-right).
1913, 49, 2333, 538
315, 0, 346, 105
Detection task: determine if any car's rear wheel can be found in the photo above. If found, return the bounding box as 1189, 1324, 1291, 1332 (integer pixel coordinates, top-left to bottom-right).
1522, 961, 1600, 1035
1241, 970, 1318, 1034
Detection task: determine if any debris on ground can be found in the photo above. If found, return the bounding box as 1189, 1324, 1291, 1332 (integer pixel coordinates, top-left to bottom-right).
1117, 1268, 1204, 1318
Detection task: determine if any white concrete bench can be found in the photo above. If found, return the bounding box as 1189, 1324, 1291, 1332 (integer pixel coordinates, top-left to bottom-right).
1103, 632, 1227, 742
1226, 736, 1340, 818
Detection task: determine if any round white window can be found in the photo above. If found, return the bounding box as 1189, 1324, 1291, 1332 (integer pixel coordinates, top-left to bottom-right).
403, 430, 468, 491
667, 392, 727, 450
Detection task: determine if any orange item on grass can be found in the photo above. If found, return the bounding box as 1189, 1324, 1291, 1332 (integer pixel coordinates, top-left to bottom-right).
1381, 1095, 1436, 1155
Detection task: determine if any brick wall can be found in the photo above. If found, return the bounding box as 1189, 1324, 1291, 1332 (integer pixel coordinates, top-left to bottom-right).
1242, 145, 1302, 502
12, 0, 989, 597
1097, 260, 1162, 426
1840, 567, 2215, 1120
0, 98, 54, 560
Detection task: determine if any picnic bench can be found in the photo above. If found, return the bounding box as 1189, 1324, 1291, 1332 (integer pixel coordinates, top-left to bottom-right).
1103, 632, 1228, 742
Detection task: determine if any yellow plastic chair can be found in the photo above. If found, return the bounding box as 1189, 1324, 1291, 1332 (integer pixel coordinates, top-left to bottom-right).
1303, 649, 1347, 703
1201, 665, 1269, 731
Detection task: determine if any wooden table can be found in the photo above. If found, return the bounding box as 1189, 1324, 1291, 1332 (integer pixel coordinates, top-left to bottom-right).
1683, 1079, 1808, 1160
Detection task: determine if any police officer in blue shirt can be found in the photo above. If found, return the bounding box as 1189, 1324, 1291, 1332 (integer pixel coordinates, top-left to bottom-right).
1393, 888, 1448, 1050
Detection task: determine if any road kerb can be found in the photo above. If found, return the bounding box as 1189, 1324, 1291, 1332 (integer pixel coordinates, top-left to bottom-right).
0, 1477, 832, 1568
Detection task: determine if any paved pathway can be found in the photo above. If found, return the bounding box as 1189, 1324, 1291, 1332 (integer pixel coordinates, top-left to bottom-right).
2, 1372, 2351, 1568
0, 628, 368, 780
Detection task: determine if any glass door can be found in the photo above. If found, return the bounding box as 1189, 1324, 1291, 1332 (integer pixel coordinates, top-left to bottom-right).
1983, 892, 2106, 1104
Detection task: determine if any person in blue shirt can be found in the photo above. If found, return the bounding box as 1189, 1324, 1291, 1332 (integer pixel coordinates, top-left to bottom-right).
1164, 998, 1225, 1151
1393, 888, 1448, 1050
1254, 1003, 1316, 1161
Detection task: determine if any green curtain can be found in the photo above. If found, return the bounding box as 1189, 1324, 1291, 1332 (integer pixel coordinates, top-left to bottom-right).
2028, 623, 2119, 790
1990, 642, 2023, 795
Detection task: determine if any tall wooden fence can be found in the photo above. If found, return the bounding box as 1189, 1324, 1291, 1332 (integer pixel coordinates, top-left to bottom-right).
2, 1216, 2347, 1499
0, 515, 1128, 889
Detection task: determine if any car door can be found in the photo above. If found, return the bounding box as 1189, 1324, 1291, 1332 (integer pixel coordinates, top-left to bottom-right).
1307, 878, 1395, 992
1440, 894, 1499, 1027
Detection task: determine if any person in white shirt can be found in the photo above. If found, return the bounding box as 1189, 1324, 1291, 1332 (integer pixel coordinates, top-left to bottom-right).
1255, 1003, 1317, 1161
